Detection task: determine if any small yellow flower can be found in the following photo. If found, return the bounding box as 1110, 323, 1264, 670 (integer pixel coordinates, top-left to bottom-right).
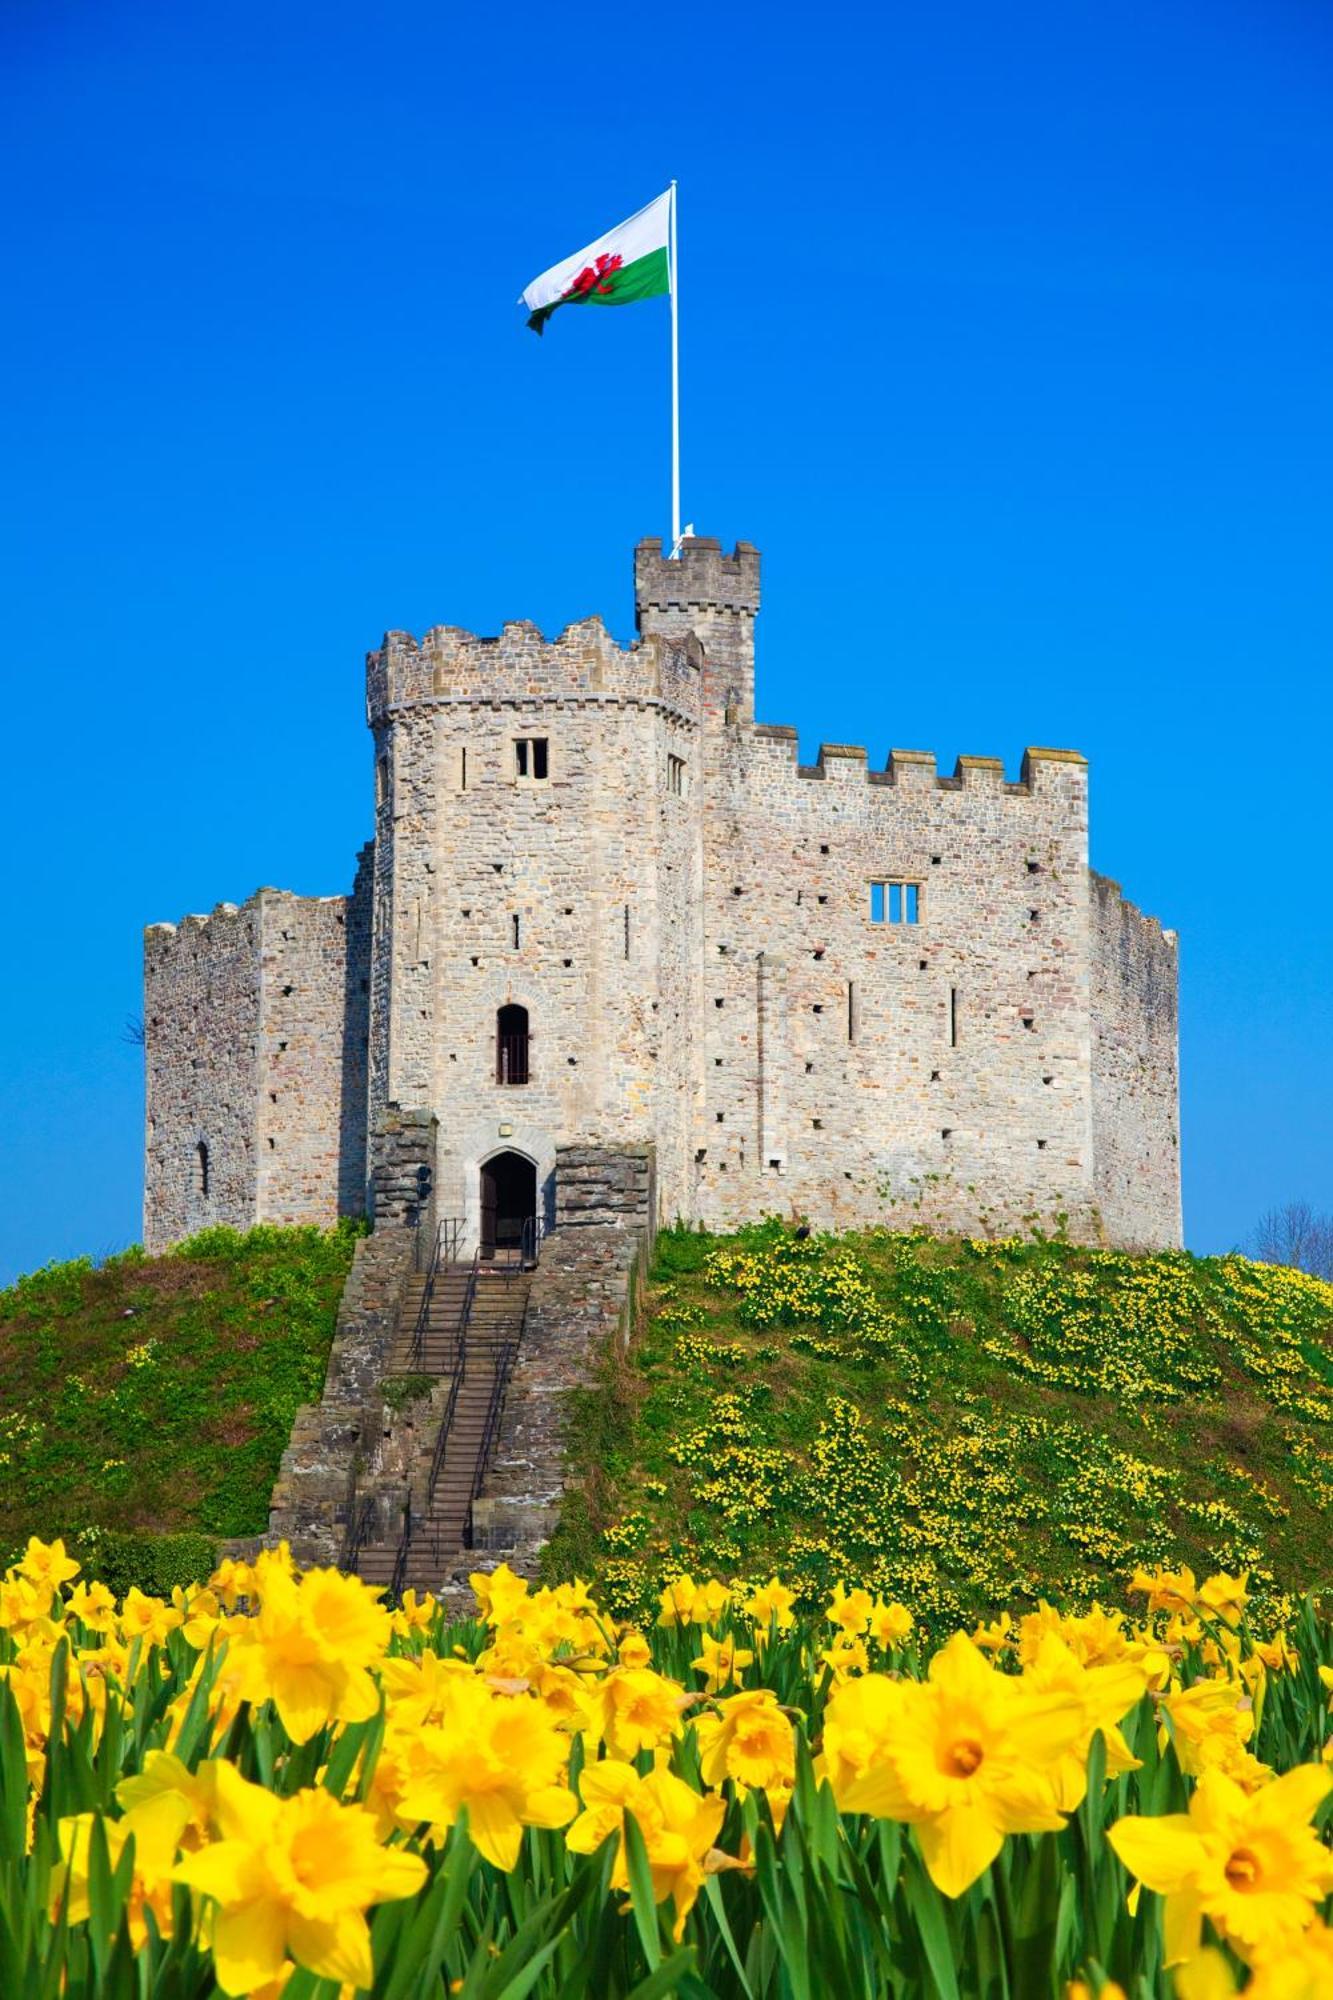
566, 1760, 725, 1939
867, 1600, 913, 1650
691, 1631, 753, 1694
18, 1537, 80, 1591
825, 1585, 874, 1636
743, 1577, 796, 1634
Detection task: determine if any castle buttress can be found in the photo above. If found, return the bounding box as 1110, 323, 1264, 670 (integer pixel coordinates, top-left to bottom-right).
143, 537, 1181, 1254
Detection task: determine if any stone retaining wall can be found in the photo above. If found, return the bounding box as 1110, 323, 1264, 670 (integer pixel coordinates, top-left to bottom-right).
469, 1143, 655, 1567
266, 1226, 416, 1564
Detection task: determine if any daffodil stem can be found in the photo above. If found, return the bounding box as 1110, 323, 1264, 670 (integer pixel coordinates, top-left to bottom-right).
990, 1855, 1017, 2000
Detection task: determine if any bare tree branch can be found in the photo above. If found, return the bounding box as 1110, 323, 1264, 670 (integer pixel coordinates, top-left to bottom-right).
1253, 1201, 1333, 1280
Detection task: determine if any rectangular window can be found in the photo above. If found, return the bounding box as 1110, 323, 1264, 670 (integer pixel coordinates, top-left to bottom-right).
667, 753, 686, 795
460, 746, 468, 791
869, 880, 920, 924
847, 980, 858, 1043
949, 986, 958, 1047
514, 737, 549, 782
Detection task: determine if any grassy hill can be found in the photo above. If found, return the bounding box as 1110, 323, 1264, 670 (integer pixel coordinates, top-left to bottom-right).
545, 1220, 1333, 1626
0, 1220, 358, 1587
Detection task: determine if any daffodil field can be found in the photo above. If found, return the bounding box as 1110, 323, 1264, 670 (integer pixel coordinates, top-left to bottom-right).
553, 1224, 1333, 1626
2, 1539, 1332, 1998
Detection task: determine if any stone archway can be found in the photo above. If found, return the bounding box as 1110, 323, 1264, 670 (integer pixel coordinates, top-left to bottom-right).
479, 1149, 537, 1261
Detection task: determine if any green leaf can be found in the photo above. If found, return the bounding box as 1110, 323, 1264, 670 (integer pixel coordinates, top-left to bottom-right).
900, 1842, 961, 2000
623, 1809, 664, 1971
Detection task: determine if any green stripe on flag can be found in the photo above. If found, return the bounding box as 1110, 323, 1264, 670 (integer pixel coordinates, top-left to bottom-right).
527, 245, 669, 334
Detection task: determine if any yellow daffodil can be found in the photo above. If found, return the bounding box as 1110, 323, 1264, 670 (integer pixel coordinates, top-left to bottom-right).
1196, 1571, 1250, 1629
1108, 1763, 1333, 1965
393, 1677, 577, 1869
694, 1688, 795, 1802
617, 1628, 653, 1669
744, 1577, 797, 1635
1245, 1917, 1333, 1997
691, 1631, 753, 1693
566, 1760, 725, 1938
1128, 1564, 1197, 1617
217, 1566, 388, 1744
68, 1579, 117, 1633
868, 1600, 914, 1649
1162, 1678, 1257, 1781
53, 1792, 191, 1945
18, 1536, 80, 1591
119, 1587, 183, 1649
1023, 1635, 1147, 1809
972, 1612, 1013, 1653
596, 1667, 690, 1759
469, 1563, 529, 1626
825, 1585, 874, 1636
174, 1761, 425, 1996
820, 1634, 1086, 1896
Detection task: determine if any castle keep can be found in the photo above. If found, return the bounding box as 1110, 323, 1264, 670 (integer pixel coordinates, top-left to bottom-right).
144, 537, 1181, 1256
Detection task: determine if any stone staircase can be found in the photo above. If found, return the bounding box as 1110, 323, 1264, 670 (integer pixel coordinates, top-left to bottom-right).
351, 1267, 531, 1593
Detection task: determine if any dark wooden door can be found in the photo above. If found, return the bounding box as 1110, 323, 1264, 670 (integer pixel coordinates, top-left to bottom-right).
480, 1163, 498, 1259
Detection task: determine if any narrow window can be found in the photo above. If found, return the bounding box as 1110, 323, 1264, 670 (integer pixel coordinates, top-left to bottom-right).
511, 914, 520, 949
870, 881, 921, 924
668, 753, 686, 795
623, 905, 631, 959
460, 746, 468, 790
514, 738, 550, 782
847, 981, 858, 1043
196, 1141, 209, 1197
496, 1003, 530, 1085
375, 754, 389, 807
949, 987, 959, 1048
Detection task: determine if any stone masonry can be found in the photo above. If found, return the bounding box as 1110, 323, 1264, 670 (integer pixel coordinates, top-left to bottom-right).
143, 535, 1182, 1252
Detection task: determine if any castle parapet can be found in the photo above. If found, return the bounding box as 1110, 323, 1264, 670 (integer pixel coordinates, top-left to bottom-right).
633, 536, 761, 620
366, 616, 701, 724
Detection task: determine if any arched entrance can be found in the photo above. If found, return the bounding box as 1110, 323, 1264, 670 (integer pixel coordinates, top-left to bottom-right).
480, 1150, 536, 1261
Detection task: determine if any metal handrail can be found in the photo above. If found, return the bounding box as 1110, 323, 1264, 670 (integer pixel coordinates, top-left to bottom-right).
408, 1222, 446, 1368
426, 1251, 479, 1508
340, 1492, 377, 1573
464, 1338, 519, 1547
386, 1484, 413, 1602
387, 1247, 481, 1596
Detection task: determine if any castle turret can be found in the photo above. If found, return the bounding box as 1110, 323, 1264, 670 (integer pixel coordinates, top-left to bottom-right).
634, 536, 760, 724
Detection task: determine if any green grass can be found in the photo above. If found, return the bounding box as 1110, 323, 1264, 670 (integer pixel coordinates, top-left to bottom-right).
0, 1219, 361, 1565
543, 1219, 1333, 1626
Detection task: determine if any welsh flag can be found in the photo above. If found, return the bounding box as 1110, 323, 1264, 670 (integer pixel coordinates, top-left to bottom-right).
521, 191, 672, 335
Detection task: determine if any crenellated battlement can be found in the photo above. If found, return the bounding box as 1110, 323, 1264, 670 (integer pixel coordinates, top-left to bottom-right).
750, 728, 1087, 797
633, 535, 761, 621
366, 614, 702, 724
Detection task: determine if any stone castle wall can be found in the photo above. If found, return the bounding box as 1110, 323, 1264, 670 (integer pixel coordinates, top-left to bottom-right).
144, 902, 262, 1248
688, 731, 1100, 1239
143, 884, 371, 1250
1090, 871, 1182, 1248
144, 534, 1182, 1253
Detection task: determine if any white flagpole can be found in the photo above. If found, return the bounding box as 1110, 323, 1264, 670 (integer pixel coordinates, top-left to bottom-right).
669, 179, 681, 555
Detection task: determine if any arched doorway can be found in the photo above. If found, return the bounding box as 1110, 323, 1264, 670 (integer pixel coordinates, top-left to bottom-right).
480, 1150, 536, 1260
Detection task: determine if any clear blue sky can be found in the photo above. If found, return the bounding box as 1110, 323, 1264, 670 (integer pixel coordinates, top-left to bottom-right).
3, 0, 1330, 1282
